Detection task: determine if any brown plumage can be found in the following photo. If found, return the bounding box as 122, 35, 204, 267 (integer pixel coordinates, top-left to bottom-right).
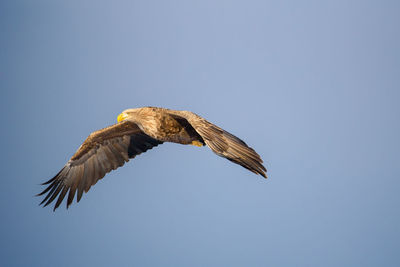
38, 107, 267, 210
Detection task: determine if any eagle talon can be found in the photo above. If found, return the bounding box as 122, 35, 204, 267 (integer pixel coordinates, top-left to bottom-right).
191, 140, 203, 147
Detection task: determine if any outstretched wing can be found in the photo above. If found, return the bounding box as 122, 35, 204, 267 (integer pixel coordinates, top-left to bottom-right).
171, 110, 267, 178
38, 120, 163, 210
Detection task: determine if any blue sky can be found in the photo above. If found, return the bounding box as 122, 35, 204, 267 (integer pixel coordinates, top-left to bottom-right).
1, 1, 399, 266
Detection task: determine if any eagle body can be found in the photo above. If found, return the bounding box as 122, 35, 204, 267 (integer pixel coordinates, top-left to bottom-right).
38, 107, 267, 210
125, 107, 204, 145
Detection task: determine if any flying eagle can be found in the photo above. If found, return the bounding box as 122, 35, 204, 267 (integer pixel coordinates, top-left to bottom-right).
38, 107, 267, 210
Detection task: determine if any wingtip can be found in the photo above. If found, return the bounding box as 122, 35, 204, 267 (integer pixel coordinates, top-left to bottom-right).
260, 171, 267, 179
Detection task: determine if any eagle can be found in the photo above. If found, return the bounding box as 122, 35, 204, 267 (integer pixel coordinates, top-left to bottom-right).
38, 107, 267, 210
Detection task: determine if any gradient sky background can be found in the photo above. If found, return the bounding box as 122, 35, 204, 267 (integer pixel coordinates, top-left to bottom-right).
1, 1, 399, 266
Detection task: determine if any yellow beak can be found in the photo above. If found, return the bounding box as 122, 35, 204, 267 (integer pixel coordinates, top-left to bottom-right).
117, 113, 128, 122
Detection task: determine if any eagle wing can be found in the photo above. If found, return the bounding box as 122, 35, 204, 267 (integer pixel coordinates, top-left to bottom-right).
38, 120, 163, 211
171, 111, 267, 178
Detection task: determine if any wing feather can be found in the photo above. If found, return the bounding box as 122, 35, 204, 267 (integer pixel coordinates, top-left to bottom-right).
43, 181, 64, 207
108, 143, 125, 167
102, 145, 118, 170
171, 110, 267, 178
66, 166, 81, 208
38, 121, 163, 210
76, 164, 86, 202
54, 185, 69, 211
91, 158, 101, 185
97, 146, 112, 171
84, 157, 95, 193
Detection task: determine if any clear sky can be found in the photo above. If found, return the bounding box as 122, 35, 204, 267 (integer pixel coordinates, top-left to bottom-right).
1, 0, 399, 266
